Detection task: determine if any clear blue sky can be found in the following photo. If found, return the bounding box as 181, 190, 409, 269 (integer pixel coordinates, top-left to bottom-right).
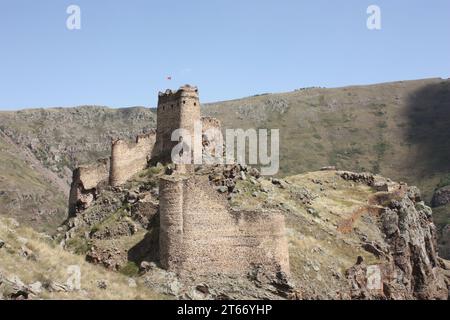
0, 0, 449, 110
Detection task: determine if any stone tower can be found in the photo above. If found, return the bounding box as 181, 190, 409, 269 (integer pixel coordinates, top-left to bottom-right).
155, 85, 201, 161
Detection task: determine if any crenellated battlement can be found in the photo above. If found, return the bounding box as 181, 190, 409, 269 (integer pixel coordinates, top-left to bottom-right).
157, 85, 199, 105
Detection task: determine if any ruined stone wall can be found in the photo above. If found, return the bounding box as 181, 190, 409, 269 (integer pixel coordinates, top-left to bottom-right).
155, 85, 201, 161
109, 131, 156, 186
68, 158, 109, 217
159, 175, 290, 276
201, 117, 221, 132
201, 117, 223, 161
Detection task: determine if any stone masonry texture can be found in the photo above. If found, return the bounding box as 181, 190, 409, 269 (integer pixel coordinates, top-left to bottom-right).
159, 174, 290, 276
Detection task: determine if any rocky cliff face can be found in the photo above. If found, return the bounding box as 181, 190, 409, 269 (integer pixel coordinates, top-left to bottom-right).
431, 185, 450, 259
344, 175, 449, 299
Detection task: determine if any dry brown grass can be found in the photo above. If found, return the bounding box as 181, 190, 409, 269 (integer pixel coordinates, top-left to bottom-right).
0, 217, 167, 300
229, 170, 387, 296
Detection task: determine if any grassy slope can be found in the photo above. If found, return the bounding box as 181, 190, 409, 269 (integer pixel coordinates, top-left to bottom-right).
0, 217, 165, 299
204, 78, 450, 255
203, 78, 450, 202
229, 170, 385, 297
0, 106, 156, 172
0, 134, 67, 232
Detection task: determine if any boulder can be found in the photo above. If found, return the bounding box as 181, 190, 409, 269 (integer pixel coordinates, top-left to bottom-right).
272, 178, 282, 186
320, 166, 336, 171
217, 186, 228, 193
127, 191, 139, 204
97, 280, 108, 290
432, 186, 450, 207
139, 261, 157, 274
0, 275, 31, 300
407, 185, 422, 202
128, 278, 137, 288
29, 281, 43, 294
46, 281, 70, 292
248, 167, 261, 179
373, 182, 389, 192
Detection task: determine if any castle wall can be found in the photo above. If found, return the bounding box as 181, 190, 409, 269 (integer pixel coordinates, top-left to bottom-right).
201, 117, 223, 161
109, 131, 156, 186
201, 117, 221, 132
68, 158, 109, 217
159, 175, 290, 276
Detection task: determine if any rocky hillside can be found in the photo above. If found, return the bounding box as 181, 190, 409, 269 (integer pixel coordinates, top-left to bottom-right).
203, 78, 450, 258
0, 106, 156, 182
0, 216, 165, 300
0, 78, 449, 254
0, 130, 67, 232
55, 164, 450, 300
203, 78, 450, 202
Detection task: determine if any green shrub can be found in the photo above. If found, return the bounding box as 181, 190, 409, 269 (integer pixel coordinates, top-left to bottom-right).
372, 162, 381, 174
120, 262, 139, 277
436, 174, 450, 189
374, 142, 389, 156
377, 121, 387, 128
66, 237, 91, 255
90, 224, 100, 234
373, 111, 385, 117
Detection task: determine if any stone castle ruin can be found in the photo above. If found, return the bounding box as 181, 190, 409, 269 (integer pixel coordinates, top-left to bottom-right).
68, 85, 290, 277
